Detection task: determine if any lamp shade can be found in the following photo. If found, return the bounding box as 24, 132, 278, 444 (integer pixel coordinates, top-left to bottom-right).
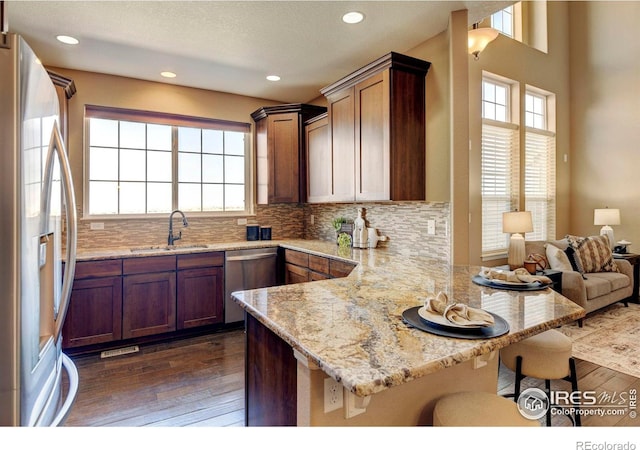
468, 26, 499, 58
594, 208, 620, 226
502, 211, 533, 234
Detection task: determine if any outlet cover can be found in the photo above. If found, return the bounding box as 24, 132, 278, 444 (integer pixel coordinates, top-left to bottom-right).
323, 377, 343, 413
427, 219, 435, 235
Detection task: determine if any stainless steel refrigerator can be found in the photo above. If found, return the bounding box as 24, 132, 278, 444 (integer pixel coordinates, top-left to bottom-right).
0, 32, 79, 426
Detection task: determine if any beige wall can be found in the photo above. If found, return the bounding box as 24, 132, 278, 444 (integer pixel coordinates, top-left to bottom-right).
568, 1, 640, 251
465, 1, 572, 265
50, 67, 282, 213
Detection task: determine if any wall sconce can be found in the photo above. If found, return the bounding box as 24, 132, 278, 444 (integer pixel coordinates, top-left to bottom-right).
468, 23, 499, 60
503, 211, 533, 269
594, 207, 620, 249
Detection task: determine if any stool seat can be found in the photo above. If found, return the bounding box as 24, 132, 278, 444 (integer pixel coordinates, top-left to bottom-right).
501, 329, 572, 379
433, 391, 539, 427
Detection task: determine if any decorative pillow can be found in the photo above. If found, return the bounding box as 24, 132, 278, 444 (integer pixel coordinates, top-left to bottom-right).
564, 246, 587, 278
565, 234, 619, 273
545, 243, 573, 271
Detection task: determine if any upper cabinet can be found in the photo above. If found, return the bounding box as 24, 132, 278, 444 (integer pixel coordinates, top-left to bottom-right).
312, 52, 431, 203
46, 70, 76, 147
252, 104, 327, 204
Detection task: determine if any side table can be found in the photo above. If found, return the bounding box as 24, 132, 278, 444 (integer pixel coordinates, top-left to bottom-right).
613, 253, 640, 303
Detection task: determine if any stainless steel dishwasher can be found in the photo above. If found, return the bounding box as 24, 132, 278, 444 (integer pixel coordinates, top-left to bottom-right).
224, 247, 278, 324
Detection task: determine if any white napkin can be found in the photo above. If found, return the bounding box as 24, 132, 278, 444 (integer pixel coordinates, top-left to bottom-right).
424, 292, 495, 327
479, 267, 552, 285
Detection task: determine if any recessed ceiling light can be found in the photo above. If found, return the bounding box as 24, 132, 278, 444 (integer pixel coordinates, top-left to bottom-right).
266, 75, 281, 82
161, 71, 177, 78
56, 35, 79, 45
342, 11, 364, 24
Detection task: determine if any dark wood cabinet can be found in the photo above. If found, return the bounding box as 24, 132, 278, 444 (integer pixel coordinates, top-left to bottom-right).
46, 70, 76, 146
177, 252, 224, 329
122, 255, 177, 339
62, 260, 123, 349
283, 249, 355, 284
319, 52, 431, 202
252, 104, 327, 204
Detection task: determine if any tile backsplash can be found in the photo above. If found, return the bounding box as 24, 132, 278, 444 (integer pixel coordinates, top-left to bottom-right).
304, 202, 450, 261
74, 201, 451, 262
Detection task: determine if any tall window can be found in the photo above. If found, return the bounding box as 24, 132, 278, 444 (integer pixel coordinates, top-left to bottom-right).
491, 5, 514, 37
85, 106, 251, 217
524, 89, 556, 241
481, 78, 519, 257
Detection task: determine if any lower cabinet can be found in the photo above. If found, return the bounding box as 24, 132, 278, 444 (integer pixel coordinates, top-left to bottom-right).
177, 252, 224, 329
63, 251, 224, 350
62, 259, 123, 349
283, 249, 356, 284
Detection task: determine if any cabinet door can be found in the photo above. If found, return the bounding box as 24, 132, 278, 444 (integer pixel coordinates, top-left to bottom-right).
285, 263, 310, 285
305, 115, 332, 203
268, 112, 300, 203
177, 267, 224, 329
62, 276, 122, 348
355, 71, 390, 201
123, 272, 176, 339
327, 88, 356, 201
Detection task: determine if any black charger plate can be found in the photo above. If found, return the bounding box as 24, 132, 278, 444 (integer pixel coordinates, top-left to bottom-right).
402, 306, 510, 339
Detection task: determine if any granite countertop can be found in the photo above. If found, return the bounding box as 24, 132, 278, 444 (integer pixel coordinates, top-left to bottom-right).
231, 240, 586, 397
74, 239, 585, 398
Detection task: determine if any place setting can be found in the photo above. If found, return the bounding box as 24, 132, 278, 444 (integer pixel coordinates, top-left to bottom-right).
402, 292, 509, 339
472, 267, 553, 291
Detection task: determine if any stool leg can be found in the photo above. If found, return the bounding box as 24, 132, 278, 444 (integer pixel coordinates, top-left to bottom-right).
514, 356, 524, 401
545, 379, 552, 426
569, 358, 581, 427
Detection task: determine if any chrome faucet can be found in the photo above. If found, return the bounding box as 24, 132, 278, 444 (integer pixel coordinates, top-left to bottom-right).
168, 209, 188, 246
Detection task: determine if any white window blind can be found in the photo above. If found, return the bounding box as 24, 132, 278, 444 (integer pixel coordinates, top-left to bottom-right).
481, 120, 520, 256
525, 128, 556, 241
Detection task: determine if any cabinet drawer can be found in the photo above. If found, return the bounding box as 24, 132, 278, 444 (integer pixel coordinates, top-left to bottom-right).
330, 259, 356, 278
73, 259, 122, 279
308, 255, 329, 275
123, 255, 176, 275
177, 251, 224, 270
285, 263, 310, 284
309, 271, 331, 281
284, 249, 309, 267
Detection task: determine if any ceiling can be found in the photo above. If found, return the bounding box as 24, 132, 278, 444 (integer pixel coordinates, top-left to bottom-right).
5, 1, 511, 103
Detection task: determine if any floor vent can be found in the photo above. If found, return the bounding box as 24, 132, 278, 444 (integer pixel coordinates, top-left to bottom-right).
100, 345, 140, 359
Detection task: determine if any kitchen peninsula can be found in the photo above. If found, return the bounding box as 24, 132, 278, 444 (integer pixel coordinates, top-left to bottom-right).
232, 240, 586, 426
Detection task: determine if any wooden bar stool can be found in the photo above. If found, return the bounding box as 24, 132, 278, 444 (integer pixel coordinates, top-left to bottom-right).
433, 391, 540, 426
500, 329, 581, 426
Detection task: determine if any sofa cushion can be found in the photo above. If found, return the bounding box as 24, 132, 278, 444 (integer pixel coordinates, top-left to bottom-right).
545, 243, 573, 271
565, 235, 619, 273
588, 272, 631, 292
582, 275, 614, 299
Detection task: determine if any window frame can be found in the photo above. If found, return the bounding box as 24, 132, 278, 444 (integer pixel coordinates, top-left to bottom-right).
83, 105, 254, 219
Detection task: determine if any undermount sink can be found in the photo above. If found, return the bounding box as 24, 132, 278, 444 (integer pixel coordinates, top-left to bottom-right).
130, 244, 208, 253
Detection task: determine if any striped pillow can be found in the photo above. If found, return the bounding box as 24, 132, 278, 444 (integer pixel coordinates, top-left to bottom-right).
565, 235, 619, 273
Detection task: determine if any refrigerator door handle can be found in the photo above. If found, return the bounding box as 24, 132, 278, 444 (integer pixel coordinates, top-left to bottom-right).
48, 354, 79, 427
41, 122, 77, 340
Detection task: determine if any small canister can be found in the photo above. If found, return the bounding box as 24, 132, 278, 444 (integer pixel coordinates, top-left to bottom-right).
246, 225, 260, 241
260, 226, 272, 241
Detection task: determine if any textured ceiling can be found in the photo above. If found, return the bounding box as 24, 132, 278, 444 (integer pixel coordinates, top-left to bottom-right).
6, 1, 511, 103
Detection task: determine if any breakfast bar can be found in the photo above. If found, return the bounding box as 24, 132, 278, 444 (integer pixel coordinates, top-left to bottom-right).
232, 241, 586, 426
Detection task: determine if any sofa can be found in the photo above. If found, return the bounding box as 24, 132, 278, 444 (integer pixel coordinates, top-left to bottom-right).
525, 237, 632, 326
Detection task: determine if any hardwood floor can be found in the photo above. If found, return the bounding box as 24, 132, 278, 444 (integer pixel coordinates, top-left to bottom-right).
63, 329, 639, 427
63, 329, 246, 427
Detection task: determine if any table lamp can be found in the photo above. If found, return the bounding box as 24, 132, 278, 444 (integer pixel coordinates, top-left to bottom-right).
503, 211, 533, 270
594, 208, 620, 249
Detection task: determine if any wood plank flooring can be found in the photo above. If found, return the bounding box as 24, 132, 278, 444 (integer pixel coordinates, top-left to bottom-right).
63, 329, 639, 427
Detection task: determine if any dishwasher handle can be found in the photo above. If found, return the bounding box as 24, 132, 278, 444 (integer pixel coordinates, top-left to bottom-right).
226, 252, 277, 262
